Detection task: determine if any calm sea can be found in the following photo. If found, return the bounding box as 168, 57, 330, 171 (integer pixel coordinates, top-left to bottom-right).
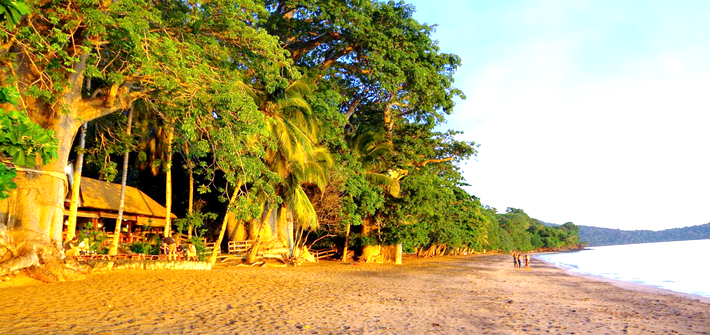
535, 239, 710, 298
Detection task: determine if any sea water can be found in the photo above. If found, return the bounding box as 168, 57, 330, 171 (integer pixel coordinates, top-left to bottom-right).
535, 239, 710, 298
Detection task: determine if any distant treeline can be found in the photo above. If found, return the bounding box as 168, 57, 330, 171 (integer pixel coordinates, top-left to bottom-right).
475, 208, 581, 252
578, 223, 710, 247
347, 206, 582, 255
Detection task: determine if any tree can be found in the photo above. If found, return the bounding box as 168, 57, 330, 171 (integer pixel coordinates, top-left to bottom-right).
263, 0, 478, 262
108, 106, 133, 255
343, 130, 399, 261
0, 87, 58, 200
243, 80, 333, 263
0, 0, 288, 279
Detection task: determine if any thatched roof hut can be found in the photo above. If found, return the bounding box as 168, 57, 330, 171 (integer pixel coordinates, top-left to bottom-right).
64, 177, 175, 227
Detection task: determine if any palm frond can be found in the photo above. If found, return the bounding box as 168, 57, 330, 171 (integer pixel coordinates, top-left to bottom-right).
365, 172, 400, 197
286, 185, 318, 230
284, 81, 313, 98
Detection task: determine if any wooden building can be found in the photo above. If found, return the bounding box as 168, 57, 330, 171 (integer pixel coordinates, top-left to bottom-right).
63, 177, 176, 243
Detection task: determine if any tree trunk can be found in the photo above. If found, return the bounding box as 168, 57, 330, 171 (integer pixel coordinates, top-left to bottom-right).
245, 206, 274, 264
66, 123, 87, 241
109, 107, 133, 255
342, 222, 351, 262
208, 182, 241, 265
0, 116, 90, 282
0, 114, 80, 245
186, 143, 194, 239
361, 217, 380, 262
163, 126, 174, 237
226, 216, 246, 241
276, 205, 291, 249
1, 50, 140, 280
383, 101, 394, 143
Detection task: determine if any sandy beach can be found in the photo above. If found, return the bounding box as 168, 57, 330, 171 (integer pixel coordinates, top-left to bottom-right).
0, 254, 708, 335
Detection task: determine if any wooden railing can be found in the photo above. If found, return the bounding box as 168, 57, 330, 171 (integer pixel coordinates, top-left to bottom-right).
310, 247, 337, 261
227, 240, 254, 255
71, 253, 163, 261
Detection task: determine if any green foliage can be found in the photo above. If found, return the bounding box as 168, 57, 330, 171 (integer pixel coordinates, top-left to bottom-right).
77, 230, 108, 254
128, 240, 153, 254
127, 235, 163, 255
0, 0, 30, 29
174, 210, 217, 237
0, 86, 58, 199
187, 236, 208, 261
488, 209, 581, 252
379, 165, 486, 251
0, 165, 17, 199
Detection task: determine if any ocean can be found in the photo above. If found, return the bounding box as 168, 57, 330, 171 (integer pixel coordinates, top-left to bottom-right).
535, 239, 710, 298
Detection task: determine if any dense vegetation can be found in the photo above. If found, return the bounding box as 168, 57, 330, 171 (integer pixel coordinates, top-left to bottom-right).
0, 0, 581, 265
579, 223, 710, 247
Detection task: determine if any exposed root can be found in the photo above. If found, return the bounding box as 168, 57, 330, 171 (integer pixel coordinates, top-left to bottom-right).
0, 245, 40, 276
0, 224, 88, 282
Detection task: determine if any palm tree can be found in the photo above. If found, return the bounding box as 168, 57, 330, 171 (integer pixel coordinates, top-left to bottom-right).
343, 130, 400, 262
132, 106, 176, 238
109, 107, 134, 255
244, 81, 333, 263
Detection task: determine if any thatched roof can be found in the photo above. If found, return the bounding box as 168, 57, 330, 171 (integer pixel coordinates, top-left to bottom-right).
78, 177, 176, 220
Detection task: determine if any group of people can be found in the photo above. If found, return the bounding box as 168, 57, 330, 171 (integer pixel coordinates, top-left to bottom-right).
511, 251, 531, 271
161, 234, 197, 261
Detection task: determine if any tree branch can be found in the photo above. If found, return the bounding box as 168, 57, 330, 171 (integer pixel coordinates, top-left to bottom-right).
342, 97, 361, 126
321, 45, 356, 71
333, 61, 372, 75
286, 32, 343, 62
415, 156, 454, 167
76, 88, 144, 122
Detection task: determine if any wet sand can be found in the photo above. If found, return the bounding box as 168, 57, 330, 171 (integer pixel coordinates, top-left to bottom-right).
0, 254, 708, 334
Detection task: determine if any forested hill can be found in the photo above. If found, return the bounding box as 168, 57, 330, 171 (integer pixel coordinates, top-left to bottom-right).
578, 223, 710, 246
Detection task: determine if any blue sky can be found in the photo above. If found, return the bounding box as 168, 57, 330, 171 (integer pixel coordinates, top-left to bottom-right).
407, 0, 710, 230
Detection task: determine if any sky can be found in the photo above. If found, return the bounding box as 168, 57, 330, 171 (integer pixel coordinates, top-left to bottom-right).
406, 0, 710, 230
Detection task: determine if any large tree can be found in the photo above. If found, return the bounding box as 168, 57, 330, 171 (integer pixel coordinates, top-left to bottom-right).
262, 0, 478, 259
0, 0, 288, 278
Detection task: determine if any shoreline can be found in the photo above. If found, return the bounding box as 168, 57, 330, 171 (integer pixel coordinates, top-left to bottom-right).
0, 254, 708, 334
534, 256, 710, 304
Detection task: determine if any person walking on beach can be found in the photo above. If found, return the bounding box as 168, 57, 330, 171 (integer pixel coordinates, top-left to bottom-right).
512, 251, 518, 269
524, 254, 531, 271
516, 253, 522, 269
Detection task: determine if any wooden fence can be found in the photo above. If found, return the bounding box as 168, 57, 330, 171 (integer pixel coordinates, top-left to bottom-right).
227, 240, 254, 255
310, 247, 337, 261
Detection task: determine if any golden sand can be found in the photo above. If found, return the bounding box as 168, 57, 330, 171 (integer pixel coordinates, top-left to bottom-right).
0, 254, 708, 334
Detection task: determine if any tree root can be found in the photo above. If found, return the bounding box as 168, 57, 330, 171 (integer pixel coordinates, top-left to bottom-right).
0, 245, 39, 276
0, 225, 88, 282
